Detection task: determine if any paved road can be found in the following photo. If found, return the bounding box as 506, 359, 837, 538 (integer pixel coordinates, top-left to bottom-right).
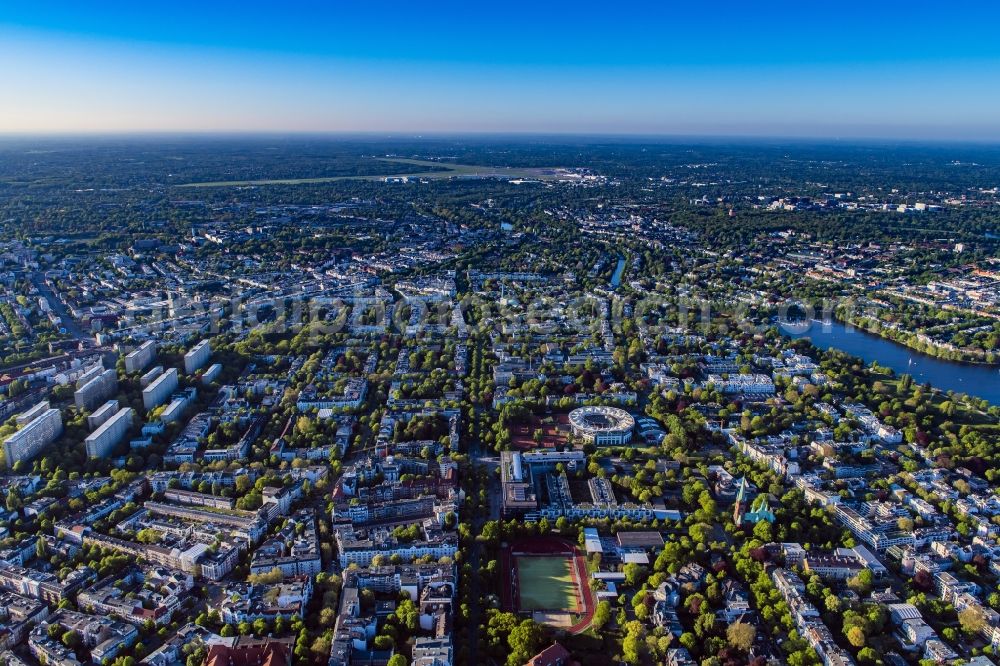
463, 452, 489, 666
31, 272, 87, 339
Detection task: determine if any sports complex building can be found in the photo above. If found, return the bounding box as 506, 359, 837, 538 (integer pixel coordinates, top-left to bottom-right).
568, 406, 634, 446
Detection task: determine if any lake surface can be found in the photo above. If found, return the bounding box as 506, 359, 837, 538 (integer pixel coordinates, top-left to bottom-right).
610, 256, 626, 288
781, 319, 1000, 404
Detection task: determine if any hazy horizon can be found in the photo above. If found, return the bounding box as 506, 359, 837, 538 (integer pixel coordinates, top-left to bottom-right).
5, 131, 1000, 147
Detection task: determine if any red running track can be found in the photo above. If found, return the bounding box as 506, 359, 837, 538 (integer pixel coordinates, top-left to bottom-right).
501, 536, 596, 634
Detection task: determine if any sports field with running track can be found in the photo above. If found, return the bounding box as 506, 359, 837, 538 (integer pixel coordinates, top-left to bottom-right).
515, 555, 582, 612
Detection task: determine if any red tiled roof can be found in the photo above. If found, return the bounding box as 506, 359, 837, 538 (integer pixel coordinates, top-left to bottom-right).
204, 639, 291, 666
526, 642, 572, 666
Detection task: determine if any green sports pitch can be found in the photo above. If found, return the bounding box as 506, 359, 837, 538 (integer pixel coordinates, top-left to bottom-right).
515, 555, 582, 612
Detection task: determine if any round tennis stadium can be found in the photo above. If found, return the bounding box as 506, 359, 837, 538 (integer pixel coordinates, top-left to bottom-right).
568, 406, 634, 446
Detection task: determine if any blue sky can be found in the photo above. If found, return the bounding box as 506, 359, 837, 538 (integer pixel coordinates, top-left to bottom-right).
2, 1, 1000, 138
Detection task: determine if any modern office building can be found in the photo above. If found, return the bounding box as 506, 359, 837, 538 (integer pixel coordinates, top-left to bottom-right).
123, 340, 157, 374
142, 367, 178, 410
183, 339, 211, 374
85, 408, 134, 459
3, 403, 63, 467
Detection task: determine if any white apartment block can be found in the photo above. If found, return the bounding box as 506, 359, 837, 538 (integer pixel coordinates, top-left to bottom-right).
74, 369, 118, 411
183, 339, 211, 374
87, 400, 119, 431
142, 368, 178, 410
3, 404, 63, 467
15, 401, 51, 426
85, 408, 134, 459
706, 373, 775, 395
139, 365, 163, 388
123, 340, 156, 374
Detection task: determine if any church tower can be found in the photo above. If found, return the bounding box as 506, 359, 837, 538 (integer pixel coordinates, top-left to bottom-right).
733, 476, 747, 524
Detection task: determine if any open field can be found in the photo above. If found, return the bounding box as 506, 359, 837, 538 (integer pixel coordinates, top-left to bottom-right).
516, 555, 581, 612
177, 157, 566, 187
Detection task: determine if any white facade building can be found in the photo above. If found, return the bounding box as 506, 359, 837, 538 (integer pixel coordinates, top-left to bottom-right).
183, 340, 211, 374
123, 341, 156, 374
3, 404, 63, 467
142, 368, 178, 410
85, 408, 134, 459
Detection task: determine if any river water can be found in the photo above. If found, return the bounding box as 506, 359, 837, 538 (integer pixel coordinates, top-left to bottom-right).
781, 319, 1000, 405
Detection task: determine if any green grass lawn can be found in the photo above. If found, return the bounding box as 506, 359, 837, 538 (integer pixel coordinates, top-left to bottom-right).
517, 556, 580, 611
177, 157, 562, 187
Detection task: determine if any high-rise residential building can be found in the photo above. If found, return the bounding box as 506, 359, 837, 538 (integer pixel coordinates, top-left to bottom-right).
139, 365, 163, 388
75, 364, 104, 389
183, 339, 211, 374
123, 340, 157, 374
74, 368, 118, 411
143, 367, 178, 410
85, 407, 133, 458
87, 400, 120, 431
202, 363, 222, 385
3, 403, 63, 467
15, 400, 51, 427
